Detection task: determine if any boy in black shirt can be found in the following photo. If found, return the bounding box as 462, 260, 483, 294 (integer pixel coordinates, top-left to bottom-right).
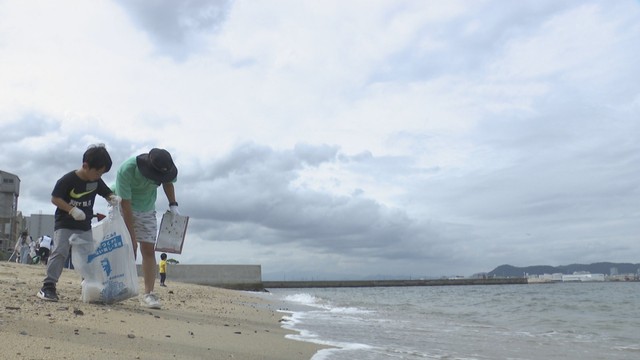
37, 144, 121, 301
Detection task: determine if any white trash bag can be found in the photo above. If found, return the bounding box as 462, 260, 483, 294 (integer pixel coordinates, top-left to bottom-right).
70, 203, 139, 304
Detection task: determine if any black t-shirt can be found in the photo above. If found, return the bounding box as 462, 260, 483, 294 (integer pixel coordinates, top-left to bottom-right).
52, 170, 111, 231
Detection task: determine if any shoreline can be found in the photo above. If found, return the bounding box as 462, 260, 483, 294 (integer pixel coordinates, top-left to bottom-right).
0, 261, 324, 360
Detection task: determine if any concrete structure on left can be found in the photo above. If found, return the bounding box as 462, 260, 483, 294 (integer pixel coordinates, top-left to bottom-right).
0, 170, 20, 255
137, 264, 264, 291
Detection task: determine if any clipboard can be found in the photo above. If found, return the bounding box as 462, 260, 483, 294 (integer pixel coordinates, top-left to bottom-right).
155, 212, 189, 254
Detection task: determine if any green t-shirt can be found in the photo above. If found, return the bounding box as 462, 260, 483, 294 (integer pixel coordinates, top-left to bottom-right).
113, 156, 176, 212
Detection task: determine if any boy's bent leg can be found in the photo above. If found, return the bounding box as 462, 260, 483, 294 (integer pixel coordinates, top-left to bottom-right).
39, 229, 79, 301
43, 229, 76, 285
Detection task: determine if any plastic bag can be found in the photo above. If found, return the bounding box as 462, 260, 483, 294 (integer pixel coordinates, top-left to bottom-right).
70, 203, 139, 304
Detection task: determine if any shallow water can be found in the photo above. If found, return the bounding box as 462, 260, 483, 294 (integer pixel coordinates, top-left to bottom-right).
265, 282, 640, 359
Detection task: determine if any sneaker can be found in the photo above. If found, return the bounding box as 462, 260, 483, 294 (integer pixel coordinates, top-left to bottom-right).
141, 293, 161, 309
160, 283, 167, 287
37, 287, 59, 302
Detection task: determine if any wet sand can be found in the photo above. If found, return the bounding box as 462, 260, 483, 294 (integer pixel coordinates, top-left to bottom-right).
0, 261, 322, 359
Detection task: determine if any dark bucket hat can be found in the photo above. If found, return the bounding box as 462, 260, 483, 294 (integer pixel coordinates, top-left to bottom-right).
136, 148, 178, 184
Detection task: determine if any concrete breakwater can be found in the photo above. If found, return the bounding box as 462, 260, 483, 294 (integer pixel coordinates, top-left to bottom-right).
137, 264, 527, 290
263, 278, 528, 288
137, 264, 264, 291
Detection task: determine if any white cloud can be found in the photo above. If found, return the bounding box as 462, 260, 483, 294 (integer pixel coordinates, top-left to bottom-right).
1, 0, 639, 278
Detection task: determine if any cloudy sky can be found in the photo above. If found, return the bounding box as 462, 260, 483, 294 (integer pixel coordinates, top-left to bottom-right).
1, 0, 639, 279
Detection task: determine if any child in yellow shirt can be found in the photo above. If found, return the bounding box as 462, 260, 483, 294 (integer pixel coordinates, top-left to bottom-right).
159, 253, 167, 287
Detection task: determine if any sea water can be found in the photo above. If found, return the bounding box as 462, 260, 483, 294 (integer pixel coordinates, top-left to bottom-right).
264, 282, 640, 359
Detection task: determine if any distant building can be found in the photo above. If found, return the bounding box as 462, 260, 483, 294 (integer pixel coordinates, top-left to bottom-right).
0, 170, 21, 254
26, 213, 55, 240
562, 272, 605, 282
528, 273, 563, 282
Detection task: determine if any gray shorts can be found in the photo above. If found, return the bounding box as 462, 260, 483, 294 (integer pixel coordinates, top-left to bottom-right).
133, 210, 158, 244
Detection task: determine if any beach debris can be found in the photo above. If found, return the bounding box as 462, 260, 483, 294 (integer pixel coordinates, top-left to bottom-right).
19, 330, 28, 335
5, 306, 20, 310
73, 308, 84, 316
234, 331, 241, 335
127, 334, 136, 339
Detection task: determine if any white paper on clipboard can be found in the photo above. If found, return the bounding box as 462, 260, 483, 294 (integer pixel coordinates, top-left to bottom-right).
155, 212, 189, 254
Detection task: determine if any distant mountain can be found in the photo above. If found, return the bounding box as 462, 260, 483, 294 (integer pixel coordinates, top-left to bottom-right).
488, 262, 640, 278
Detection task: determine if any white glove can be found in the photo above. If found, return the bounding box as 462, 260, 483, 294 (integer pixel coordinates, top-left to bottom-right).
69, 207, 86, 221
169, 205, 180, 216
108, 194, 122, 205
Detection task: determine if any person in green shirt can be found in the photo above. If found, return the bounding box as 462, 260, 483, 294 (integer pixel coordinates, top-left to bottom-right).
113, 148, 179, 309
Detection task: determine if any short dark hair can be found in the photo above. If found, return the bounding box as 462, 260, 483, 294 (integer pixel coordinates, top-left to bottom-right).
160, 253, 167, 260
83, 144, 112, 172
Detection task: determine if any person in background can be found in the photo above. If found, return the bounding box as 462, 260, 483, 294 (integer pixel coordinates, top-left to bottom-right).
159, 253, 168, 287
113, 148, 179, 309
29, 237, 38, 263
38, 235, 53, 265
37, 144, 120, 302
14, 231, 32, 264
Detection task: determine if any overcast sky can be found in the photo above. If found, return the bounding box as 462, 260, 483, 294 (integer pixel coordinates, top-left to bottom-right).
1, 0, 639, 279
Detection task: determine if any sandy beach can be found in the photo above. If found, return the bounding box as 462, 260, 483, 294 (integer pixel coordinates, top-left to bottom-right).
0, 261, 323, 360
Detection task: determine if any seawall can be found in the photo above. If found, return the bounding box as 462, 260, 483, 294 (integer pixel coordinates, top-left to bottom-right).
137, 264, 263, 291
136, 264, 527, 290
